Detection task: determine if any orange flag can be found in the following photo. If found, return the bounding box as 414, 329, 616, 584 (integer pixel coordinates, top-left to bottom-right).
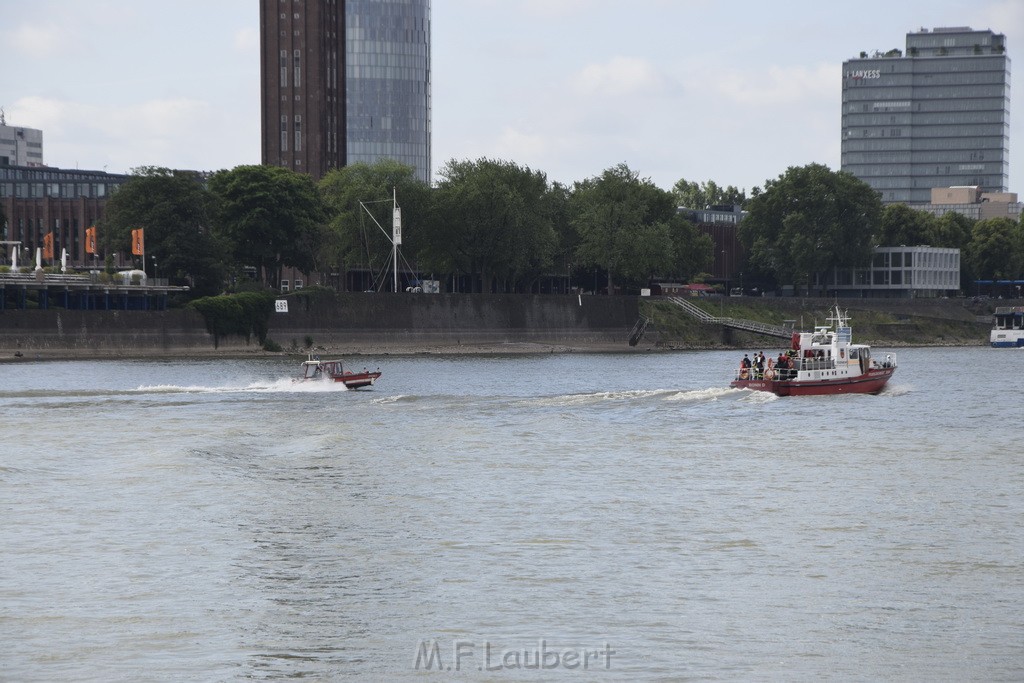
43, 232, 54, 259
85, 226, 97, 254
131, 228, 145, 256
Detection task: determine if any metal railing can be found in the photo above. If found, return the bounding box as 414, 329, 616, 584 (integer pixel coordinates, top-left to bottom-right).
665, 296, 794, 340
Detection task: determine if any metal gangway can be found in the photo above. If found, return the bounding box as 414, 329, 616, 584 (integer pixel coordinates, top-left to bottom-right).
665, 296, 794, 340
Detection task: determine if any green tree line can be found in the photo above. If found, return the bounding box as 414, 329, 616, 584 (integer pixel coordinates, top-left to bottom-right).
97, 160, 1024, 298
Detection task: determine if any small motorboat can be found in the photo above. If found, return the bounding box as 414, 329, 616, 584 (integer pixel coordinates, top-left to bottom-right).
297, 355, 381, 389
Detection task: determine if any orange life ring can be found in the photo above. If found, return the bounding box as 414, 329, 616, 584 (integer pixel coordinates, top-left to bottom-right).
764, 368, 775, 380
739, 368, 749, 380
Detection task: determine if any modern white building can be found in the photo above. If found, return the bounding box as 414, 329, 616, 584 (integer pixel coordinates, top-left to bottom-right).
815, 246, 960, 298
0, 113, 44, 167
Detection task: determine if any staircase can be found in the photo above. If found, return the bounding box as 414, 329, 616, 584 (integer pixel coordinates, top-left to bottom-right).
628, 315, 650, 346
664, 296, 794, 340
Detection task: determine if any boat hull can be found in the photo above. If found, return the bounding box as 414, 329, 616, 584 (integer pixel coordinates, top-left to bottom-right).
990, 337, 1024, 348
328, 371, 381, 389
731, 367, 895, 396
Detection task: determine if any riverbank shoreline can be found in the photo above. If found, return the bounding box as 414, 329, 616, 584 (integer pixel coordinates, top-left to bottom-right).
0, 336, 988, 363
0, 294, 995, 361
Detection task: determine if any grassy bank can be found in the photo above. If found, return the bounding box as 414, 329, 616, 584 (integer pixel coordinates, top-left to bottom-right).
640, 297, 991, 349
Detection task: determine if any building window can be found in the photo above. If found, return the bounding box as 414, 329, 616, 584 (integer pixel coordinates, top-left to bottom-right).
281, 280, 290, 292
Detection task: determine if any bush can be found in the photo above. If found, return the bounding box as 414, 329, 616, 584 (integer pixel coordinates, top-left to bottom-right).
188, 291, 276, 348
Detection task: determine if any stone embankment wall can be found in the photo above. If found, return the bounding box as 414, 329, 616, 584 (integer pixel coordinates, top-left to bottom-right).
0, 294, 641, 358
270, 294, 639, 349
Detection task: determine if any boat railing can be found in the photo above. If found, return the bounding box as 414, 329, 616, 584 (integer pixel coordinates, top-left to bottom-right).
874, 353, 897, 369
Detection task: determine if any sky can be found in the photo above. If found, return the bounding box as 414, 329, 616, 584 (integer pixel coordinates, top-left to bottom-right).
2, 0, 1022, 195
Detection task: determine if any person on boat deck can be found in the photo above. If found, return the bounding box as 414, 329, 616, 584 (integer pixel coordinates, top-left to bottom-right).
739, 354, 751, 379
752, 352, 764, 379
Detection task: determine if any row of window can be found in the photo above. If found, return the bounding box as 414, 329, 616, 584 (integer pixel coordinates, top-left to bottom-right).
844, 112, 1006, 125
840, 173, 1004, 188
847, 126, 1006, 140
842, 152, 1002, 166
873, 251, 959, 269
842, 137, 1007, 152
848, 98, 1009, 114
824, 270, 958, 287
845, 84, 1007, 99
0, 183, 111, 198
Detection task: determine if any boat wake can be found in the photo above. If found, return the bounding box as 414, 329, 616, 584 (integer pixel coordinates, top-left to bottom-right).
665, 387, 753, 403
517, 386, 765, 409
879, 383, 912, 396
524, 388, 679, 408
135, 378, 353, 394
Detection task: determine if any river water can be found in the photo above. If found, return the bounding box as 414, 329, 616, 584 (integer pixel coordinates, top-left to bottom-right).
1, 347, 1021, 681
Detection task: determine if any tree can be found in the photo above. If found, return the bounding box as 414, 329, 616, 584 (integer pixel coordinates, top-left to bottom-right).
102, 166, 225, 296
666, 214, 715, 282
319, 159, 431, 291
431, 158, 557, 292
612, 222, 674, 286
671, 178, 746, 209
967, 217, 1018, 280
739, 164, 880, 289
931, 211, 974, 251
876, 203, 938, 246
208, 165, 326, 289
571, 163, 676, 293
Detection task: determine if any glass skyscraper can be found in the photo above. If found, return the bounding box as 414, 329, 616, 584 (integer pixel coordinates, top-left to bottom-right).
840, 27, 1009, 204
260, 0, 431, 183
345, 0, 431, 182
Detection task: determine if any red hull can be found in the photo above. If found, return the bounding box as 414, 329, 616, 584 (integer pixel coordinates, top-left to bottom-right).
328, 371, 381, 389
731, 367, 895, 396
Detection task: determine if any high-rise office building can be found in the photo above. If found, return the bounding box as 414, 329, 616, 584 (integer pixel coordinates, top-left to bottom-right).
260, 0, 431, 183
841, 27, 1009, 204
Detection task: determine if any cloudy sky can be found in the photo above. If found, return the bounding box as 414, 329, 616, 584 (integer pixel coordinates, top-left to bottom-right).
2, 0, 1021, 194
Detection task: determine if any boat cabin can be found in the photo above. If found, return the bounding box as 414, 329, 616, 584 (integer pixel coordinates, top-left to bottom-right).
301, 361, 324, 380
993, 307, 1024, 331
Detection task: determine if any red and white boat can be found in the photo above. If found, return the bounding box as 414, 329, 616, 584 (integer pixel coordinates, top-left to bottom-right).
298, 355, 381, 389
730, 307, 896, 396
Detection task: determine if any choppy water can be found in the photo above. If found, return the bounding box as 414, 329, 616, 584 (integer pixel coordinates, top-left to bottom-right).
1, 348, 1021, 681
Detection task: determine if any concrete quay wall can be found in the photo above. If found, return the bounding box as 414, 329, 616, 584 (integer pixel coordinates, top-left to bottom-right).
269, 294, 639, 349
0, 294, 641, 357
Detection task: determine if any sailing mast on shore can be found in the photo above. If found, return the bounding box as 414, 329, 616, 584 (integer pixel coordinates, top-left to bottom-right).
360, 188, 404, 292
